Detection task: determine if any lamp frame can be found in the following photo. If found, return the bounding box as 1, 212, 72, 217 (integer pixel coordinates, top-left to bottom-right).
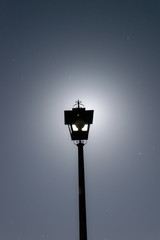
64, 103, 93, 141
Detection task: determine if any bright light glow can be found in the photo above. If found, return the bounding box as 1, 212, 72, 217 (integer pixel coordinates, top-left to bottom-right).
72, 124, 88, 131
33, 71, 136, 155
82, 124, 88, 131
72, 124, 78, 131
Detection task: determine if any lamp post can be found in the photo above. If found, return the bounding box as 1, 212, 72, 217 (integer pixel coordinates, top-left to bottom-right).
64, 100, 94, 240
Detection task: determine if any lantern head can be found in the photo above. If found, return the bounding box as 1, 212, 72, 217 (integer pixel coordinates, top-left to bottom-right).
64, 101, 94, 141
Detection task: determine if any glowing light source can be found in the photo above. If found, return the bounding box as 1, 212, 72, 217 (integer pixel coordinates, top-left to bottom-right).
82, 124, 88, 131
75, 119, 85, 130
72, 123, 88, 131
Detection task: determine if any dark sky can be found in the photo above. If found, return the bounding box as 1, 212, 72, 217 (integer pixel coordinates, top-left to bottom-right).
1, 0, 160, 239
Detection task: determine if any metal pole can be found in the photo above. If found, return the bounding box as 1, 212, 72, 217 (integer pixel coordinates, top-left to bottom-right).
77, 141, 87, 240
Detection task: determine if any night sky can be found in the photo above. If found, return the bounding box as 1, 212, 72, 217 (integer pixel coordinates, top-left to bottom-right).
1, 0, 160, 239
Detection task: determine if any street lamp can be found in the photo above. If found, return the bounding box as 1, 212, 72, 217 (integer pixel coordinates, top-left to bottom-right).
64, 100, 94, 240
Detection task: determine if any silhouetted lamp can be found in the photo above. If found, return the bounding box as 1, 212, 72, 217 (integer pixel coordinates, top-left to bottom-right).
64, 100, 94, 240
64, 101, 94, 141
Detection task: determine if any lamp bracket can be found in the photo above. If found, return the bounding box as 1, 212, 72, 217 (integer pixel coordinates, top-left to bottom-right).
73, 140, 87, 146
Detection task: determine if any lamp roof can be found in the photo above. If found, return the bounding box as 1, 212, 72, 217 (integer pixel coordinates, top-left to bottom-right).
64, 108, 93, 125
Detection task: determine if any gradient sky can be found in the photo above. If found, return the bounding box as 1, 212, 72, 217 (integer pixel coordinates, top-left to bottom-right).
1, 0, 160, 240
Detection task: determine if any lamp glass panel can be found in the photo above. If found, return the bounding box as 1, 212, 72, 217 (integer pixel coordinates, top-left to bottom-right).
72, 125, 78, 131
82, 124, 88, 131
68, 125, 72, 133
72, 124, 88, 131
